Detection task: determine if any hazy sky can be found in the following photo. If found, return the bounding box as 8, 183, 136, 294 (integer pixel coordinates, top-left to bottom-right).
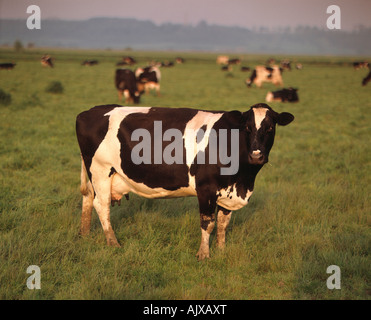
1, 0, 370, 30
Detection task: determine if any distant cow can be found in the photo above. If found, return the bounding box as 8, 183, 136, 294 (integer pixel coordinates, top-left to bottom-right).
82, 60, 98, 66
76, 104, 294, 259
0, 63, 16, 70
122, 56, 137, 65
280, 60, 291, 71
362, 71, 371, 86
135, 66, 161, 96
115, 69, 142, 103
266, 88, 299, 103
295, 63, 303, 70
161, 61, 174, 67
216, 55, 229, 65
176, 57, 185, 64
246, 65, 283, 88
353, 62, 368, 70
228, 58, 241, 65
240, 66, 251, 72
41, 55, 54, 68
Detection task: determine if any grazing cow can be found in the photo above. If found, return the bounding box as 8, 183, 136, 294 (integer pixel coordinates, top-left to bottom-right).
295, 63, 303, 70
76, 104, 294, 260
82, 60, 98, 66
0, 63, 16, 70
135, 66, 161, 96
246, 65, 283, 88
216, 55, 229, 65
41, 55, 53, 68
362, 70, 371, 86
115, 69, 142, 103
266, 88, 299, 103
353, 62, 368, 70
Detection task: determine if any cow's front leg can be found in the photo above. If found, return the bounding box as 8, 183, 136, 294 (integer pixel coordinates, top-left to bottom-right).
196, 213, 215, 261
216, 206, 232, 249
196, 193, 216, 261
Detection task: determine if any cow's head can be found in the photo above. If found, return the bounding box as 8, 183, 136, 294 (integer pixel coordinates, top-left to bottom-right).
243, 103, 294, 165
286, 87, 299, 102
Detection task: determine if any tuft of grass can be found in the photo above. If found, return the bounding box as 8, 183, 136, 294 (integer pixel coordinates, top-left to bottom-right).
0, 88, 11, 105
45, 81, 64, 94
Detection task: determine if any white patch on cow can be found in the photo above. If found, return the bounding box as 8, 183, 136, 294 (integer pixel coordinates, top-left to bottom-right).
183, 111, 224, 190
253, 107, 268, 130
151, 66, 161, 81
265, 92, 273, 102
216, 184, 253, 211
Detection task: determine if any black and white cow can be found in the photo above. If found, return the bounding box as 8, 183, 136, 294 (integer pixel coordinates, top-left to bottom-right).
76, 104, 294, 260
246, 65, 283, 88
266, 88, 299, 103
135, 66, 161, 96
115, 69, 142, 103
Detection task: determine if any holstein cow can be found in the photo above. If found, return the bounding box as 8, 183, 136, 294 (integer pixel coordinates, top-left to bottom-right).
266, 88, 299, 103
76, 104, 294, 260
115, 69, 142, 103
362, 70, 371, 86
246, 65, 283, 88
41, 55, 53, 68
135, 66, 161, 96
0, 63, 16, 70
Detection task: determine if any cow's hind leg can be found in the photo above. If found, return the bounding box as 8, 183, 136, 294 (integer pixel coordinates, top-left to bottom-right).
79, 156, 94, 236
93, 178, 120, 247
80, 180, 94, 236
216, 206, 232, 249
196, 191, 217, 261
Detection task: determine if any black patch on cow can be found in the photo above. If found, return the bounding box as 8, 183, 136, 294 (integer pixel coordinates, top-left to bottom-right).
248, 69, 257, 86
117, 107, 199, 191
115, 69, 141, 103
272, 88, 299, 102
76, 104, 118, 180
109, 167, 117, 177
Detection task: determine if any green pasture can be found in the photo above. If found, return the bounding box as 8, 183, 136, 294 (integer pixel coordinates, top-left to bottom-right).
0, 48, 370, 300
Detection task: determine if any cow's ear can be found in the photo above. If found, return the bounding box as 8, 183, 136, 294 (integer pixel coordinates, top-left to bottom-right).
276, 112, 294, 126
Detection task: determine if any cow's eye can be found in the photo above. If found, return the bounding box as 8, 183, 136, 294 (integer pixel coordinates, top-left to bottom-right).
267, 126, 274, 132
246, 126, 251, 133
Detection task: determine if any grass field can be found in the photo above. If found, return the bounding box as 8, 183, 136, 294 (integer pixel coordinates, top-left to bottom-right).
0, 48, 370, 300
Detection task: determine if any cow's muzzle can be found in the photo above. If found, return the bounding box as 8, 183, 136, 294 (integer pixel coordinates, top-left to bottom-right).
248, 150, 265, 165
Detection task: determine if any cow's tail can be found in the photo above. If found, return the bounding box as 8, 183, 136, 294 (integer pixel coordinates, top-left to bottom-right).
80, 155, 92, 196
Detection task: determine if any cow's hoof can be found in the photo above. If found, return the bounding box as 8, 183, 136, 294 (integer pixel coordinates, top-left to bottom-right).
107, 239, 121, 248
196, 250, 210, 261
